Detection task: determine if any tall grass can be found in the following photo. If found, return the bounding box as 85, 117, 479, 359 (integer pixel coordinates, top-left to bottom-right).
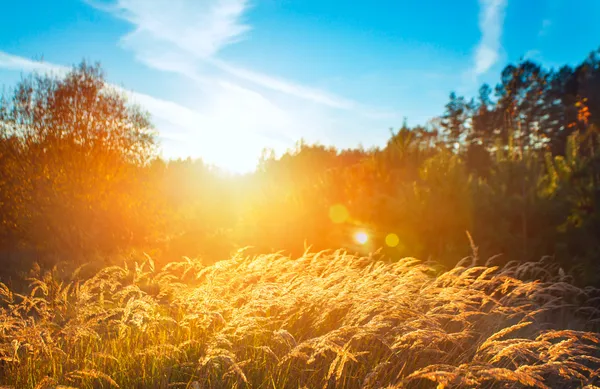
0, 250, 599, 388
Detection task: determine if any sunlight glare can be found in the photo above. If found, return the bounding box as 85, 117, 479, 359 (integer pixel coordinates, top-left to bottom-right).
354, 231, 368, 245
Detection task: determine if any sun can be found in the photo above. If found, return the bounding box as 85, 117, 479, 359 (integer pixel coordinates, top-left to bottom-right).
354, 231, 368, 245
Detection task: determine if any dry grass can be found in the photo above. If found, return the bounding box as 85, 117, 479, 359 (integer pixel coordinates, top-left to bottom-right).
0, 250, 599, 388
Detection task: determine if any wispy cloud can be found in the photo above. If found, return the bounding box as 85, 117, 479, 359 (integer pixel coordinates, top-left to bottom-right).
210, 59, 357, 110
91, 0, 357, 110
472, 0, 507, 77
0, 51, 67, 75
92, 0, 250, 60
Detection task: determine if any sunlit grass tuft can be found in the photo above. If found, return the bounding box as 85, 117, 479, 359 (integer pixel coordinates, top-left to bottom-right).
0, 250, 598, 388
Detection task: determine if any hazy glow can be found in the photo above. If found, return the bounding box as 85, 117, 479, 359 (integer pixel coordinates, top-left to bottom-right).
329, 204, 349, 224
354, 231, 368, 245
385, 233, 400, 247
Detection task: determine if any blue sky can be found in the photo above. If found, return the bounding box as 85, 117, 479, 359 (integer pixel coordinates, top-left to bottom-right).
1, 0, 599, 172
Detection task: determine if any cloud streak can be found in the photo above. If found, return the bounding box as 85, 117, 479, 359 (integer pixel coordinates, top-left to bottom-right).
472, 0, 507, 76
92, 0, 357, 110
210, 59, 357, 109
94, 0, 250, 60
0, 51, 67, 75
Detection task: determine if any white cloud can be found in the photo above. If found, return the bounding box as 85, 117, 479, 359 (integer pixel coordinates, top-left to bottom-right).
92, 0, 358, 109
472, 0, 507, 77
210, 59, 357, 109
97, 0, 250, 60
0, 51, 68, 75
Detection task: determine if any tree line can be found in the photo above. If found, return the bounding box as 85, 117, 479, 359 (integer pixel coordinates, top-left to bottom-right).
1, 48, 599, 285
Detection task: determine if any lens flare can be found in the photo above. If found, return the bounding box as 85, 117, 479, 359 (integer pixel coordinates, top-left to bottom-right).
385, 233, 400, 247
329, 204, 349, 224
354, 231, 368, 245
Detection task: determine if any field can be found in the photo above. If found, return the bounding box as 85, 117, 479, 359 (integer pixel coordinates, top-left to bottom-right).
0, 250, 598, 389
2, 5, 600, 389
